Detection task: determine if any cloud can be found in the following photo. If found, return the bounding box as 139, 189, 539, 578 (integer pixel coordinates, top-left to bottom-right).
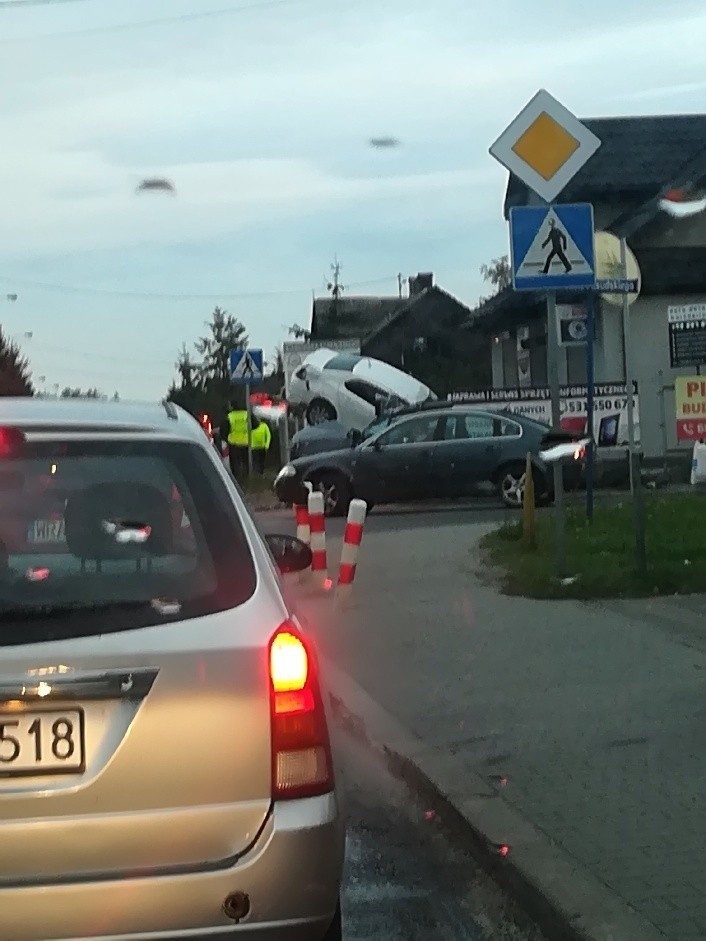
2, 0, 706, 399
0, 139, 493, 255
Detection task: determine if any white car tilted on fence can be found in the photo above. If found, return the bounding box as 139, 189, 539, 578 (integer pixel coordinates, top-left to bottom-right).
288, 349, 436, 429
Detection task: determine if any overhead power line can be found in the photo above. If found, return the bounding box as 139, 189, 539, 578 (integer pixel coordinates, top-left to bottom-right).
0, 0, 96, 7
0, 272, 399, 300
0, 0, 315, 42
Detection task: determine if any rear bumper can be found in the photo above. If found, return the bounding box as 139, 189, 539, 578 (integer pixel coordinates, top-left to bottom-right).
1, 793, 344, 941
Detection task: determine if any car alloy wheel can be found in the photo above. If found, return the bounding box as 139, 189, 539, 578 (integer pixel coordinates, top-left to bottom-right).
317, 479, 339, 515
500, 467, 526, 508
309, 473, 350, 517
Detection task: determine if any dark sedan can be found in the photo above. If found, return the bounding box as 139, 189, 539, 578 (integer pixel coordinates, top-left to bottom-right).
274, 405, 583, 515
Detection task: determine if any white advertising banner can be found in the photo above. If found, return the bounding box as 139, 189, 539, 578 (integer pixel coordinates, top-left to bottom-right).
282, 339, 361, 400
447, 382, 639, 448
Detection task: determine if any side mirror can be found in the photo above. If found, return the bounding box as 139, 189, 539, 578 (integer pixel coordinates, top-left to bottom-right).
373, 438, 382, 452
348, 429, 363, 447
265, 533, 313, 574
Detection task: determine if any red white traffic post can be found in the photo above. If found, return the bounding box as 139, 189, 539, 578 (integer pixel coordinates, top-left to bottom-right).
307, 490, 329, 588
337, 499, 367, 599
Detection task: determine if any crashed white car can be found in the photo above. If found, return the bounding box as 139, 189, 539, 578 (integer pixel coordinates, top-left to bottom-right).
288, 349, 436, 429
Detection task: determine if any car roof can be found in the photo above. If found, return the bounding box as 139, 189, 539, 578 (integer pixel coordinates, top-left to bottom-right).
0, 397, 207, 444
303, 348, 337, 368
374, 402, 549, 432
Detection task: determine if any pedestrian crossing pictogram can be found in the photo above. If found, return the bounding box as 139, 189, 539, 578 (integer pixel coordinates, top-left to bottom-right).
229, 348, 264, 384
509, 203, 596, 292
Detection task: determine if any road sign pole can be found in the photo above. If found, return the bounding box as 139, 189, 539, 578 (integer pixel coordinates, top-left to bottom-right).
585, 293, 596, 522
547, 292, 566, 578
245, 382, 253, 478
620, 236, 647, 572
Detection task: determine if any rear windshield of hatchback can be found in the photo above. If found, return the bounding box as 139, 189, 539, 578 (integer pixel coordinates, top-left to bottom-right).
0, 437, 256, 646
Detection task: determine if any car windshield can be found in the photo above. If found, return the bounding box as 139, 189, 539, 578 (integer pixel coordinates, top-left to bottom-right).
322, 353, 363, 371
360, 414, 393, 440
0, 438, 255, 646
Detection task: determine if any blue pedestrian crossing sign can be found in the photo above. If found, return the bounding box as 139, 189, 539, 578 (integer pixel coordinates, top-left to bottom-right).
509, 203, 596, 292
229, 348, 263, 384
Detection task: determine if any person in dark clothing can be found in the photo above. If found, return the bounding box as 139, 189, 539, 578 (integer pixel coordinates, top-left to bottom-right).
250, 416, 272, 474
541, 219, 571, 274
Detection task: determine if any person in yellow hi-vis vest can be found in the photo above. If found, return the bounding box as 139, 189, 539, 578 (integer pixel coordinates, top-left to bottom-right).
220, 398, 250, 481
251, 417, 272, 475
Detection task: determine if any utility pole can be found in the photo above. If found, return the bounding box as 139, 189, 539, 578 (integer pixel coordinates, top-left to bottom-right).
327, 256, 343, 298
326, 256, 344, 331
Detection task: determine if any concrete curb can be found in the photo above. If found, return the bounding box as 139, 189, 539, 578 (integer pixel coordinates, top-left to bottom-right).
323, 658, 666, 941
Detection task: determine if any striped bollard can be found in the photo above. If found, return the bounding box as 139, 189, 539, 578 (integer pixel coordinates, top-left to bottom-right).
294, 503, 310, 546
336, 499, 367, 605
307, 490, 330, 589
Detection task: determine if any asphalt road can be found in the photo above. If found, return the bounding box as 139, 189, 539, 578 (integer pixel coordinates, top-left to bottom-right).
336, 725, 545, 941
257, 500, 511, 537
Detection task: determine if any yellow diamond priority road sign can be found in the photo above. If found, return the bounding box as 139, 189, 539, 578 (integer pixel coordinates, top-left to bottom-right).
490, 89, 601, 202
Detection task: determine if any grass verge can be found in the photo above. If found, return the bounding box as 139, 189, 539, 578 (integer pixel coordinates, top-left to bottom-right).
480, 493, 706, 598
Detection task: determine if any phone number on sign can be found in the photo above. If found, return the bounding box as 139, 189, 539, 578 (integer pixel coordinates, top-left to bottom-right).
561, 398, 635, 414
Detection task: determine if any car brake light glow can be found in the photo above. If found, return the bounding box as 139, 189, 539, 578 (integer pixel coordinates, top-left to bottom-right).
269, 623, 333, 800
270, 631, 309, 692
0, 427, 25, 458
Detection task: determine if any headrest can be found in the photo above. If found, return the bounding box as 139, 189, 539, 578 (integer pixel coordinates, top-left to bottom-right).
64, 482, 173, 562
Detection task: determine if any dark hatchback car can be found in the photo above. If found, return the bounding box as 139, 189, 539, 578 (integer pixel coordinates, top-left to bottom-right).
275, 405, 583, 515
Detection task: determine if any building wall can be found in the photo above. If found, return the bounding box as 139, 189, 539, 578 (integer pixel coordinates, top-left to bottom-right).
635, 213, 706, 249
501, 334, 518, 386
627, 292, 706, 457
491, 336, 504, 387
365, 293, 489, 395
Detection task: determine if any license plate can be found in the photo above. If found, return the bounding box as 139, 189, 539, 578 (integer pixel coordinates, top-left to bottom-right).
27, 519, 65, 544
0, 709, 85, 776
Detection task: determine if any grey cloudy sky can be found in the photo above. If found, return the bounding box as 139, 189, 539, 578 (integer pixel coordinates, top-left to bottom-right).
1, 0, 705, 399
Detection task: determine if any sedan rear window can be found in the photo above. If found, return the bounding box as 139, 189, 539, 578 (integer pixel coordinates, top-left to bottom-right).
0, 439, 256, 647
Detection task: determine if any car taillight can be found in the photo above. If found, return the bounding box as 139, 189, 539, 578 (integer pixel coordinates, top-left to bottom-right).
0, 427, 25, 458
269, 624, 333, 801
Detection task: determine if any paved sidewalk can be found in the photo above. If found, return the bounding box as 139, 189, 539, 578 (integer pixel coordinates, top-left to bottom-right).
291, 520, 706, 940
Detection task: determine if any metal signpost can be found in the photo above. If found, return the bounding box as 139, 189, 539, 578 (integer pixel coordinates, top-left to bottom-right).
619, 240, 646, 571
509, 202, 596, 576
229, 348, 264, 477
585, 295, 596, 521
490, 90, 601, 579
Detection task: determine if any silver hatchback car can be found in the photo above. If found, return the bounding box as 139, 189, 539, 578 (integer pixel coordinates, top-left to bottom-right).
0, 398, 344, 941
